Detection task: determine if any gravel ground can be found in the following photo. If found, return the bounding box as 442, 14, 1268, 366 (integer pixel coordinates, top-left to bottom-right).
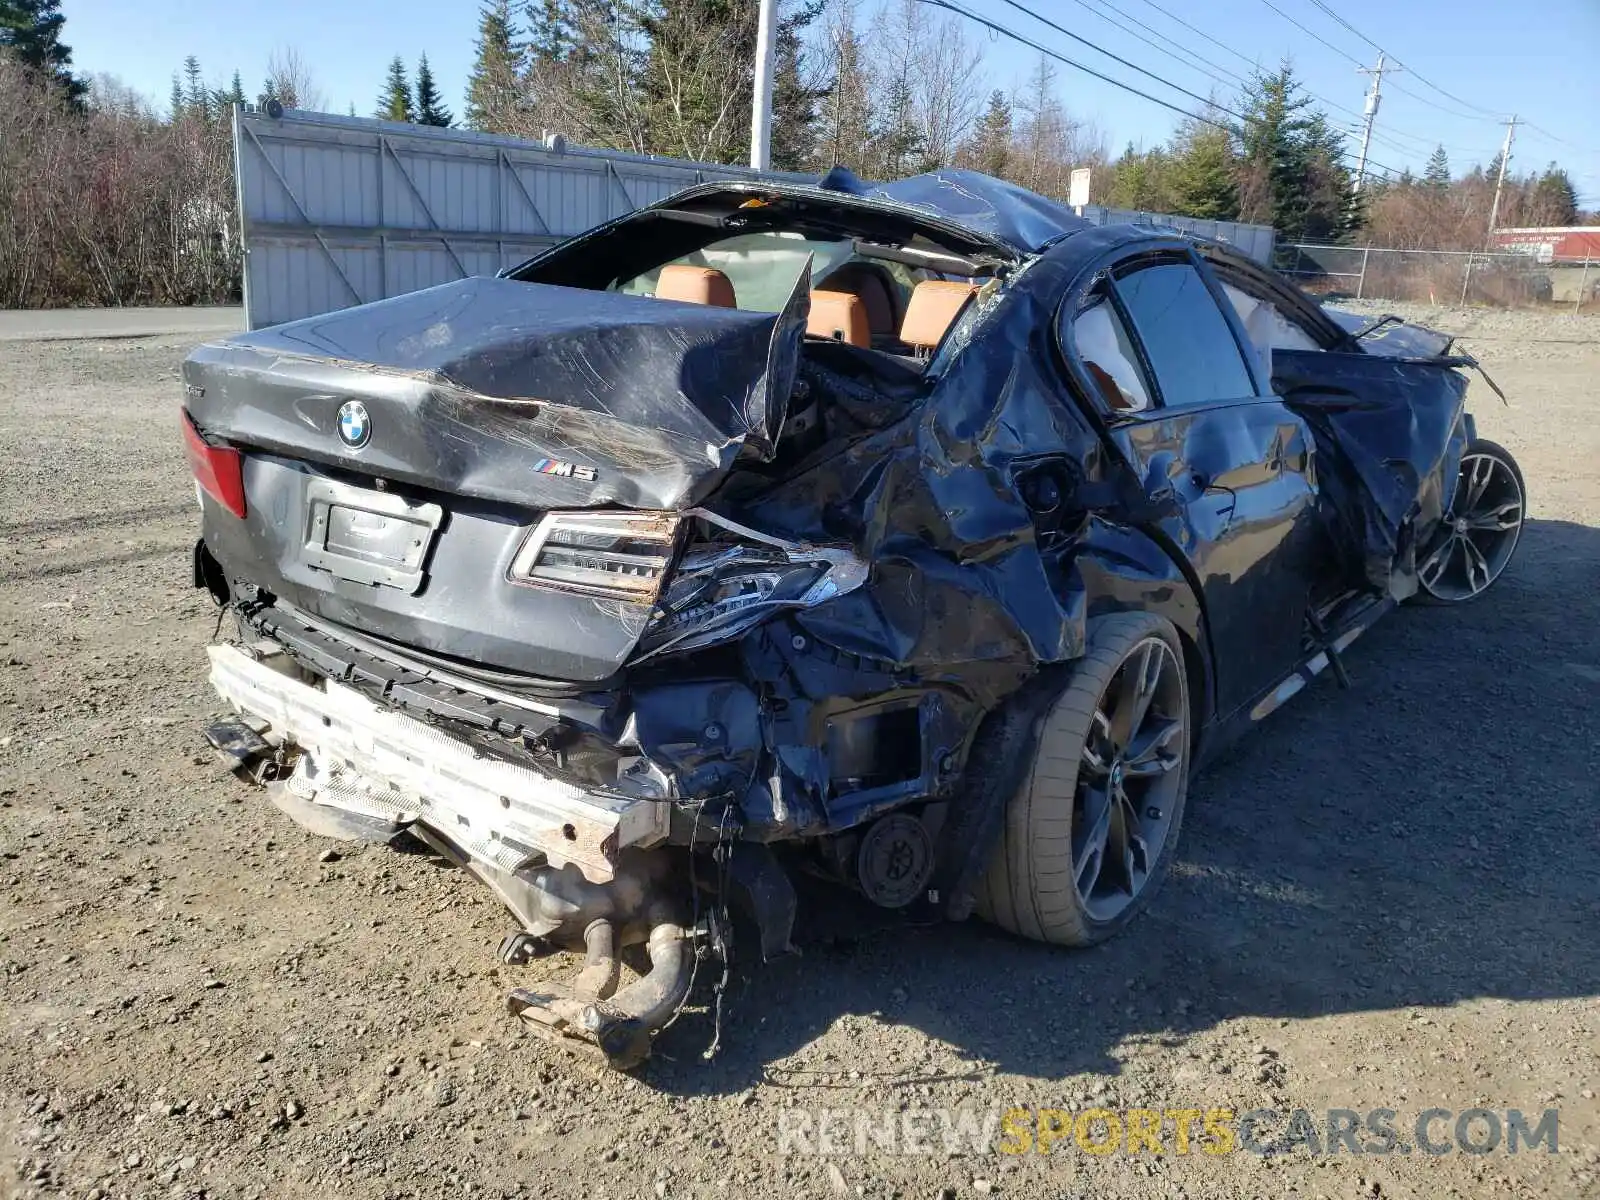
1, 307, 1597, 1200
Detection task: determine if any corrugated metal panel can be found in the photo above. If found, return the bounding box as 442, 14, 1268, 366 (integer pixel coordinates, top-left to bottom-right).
1081, 206, 1276, 265
234, 109, 1276, 328
233, 108, 812, 328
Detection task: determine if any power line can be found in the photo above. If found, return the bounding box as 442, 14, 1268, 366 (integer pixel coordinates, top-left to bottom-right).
915, 0, 1240, 130
1254, 0, 1364, 67
1070, 0, 1252, 91
1125, 0, 1262, 71
1296, 0, 1507, 122
925, 0, 1408, 179
986, 0, 1250, 122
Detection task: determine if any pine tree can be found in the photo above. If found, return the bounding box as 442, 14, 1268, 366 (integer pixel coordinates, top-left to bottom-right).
1167, 118, 1237, 219
968, 90, 1013, 179
526, 0, 570, 63
0, 0, 86, 104
1108, 144, 1173, 211
872, 73, 924, 179
770, 0, 824, 171
1301, 111, 1355, 239
169, 73, 186, 121
377, 55, 414, 122
414, 53, 452, 126
466, 0, 523, 132
1529, 164, 1578, 225
182, 54, 208, 121
226, 70, 246, 109
1424, 145, 1451, 190
1236, 63, 1314, 240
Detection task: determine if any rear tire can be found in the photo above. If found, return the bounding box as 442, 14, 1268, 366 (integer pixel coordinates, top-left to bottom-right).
1415, 438, 1525, 604
977, 613, 1191, 946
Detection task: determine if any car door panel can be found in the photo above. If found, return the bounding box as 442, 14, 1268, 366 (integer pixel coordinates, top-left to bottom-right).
1109, 402, 1320, 716
1063, 253, 1324, 718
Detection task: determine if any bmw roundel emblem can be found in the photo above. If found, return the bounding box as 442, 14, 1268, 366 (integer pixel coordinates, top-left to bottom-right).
336, 400, 371, 449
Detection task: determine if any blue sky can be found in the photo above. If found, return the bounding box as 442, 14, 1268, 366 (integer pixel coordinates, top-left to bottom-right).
63, 0, 1600, 206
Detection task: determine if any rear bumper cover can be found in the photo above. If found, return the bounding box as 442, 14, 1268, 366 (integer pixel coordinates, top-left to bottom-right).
207, 643, 668, 882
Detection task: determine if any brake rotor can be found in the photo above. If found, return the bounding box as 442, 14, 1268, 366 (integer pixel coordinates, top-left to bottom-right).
856, 813, 934, 909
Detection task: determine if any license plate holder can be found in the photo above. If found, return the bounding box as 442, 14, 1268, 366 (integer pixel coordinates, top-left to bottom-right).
302, 477, 443, 594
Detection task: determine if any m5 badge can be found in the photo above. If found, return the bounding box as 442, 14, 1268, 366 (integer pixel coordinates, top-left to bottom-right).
534, 458, 598, 482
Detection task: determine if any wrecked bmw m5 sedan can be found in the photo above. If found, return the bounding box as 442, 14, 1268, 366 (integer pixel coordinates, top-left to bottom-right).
183, 168, 1524, 1069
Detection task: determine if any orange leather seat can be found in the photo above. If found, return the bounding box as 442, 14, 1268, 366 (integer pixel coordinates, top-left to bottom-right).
807, 289, 871, 347
819, 264, 897, 336
900, 280, 979, 354
656, 264, 736, 308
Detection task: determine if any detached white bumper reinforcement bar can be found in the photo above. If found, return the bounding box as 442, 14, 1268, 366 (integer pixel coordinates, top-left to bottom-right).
206, 644, 668, 882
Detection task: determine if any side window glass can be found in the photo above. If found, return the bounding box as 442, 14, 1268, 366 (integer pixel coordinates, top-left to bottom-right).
1071, 291, 1153, 412
1221, 281, 1322, 361
1115, 263, 1255, 406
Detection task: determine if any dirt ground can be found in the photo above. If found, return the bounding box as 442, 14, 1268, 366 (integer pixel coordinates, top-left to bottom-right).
1, 303, 1597, 1200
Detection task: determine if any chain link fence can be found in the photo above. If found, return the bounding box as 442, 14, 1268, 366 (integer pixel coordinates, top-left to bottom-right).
1278, 243, 1597, 313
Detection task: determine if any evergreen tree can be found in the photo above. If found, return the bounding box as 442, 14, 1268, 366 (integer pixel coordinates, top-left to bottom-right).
183, 54, 208, 121
0, 0, 86, 104
1423, 144, 1451, 190
872, 73, 924, 179
526, 0, 571, 63
1107, 143, 1173, 211
968, 90, 1013, 179
377, 55, 414, 122
169, 73, 186, 121
257, 76, 280, 110
466, 0, 523, 132
1301, 111, 1356, 239
1167, 118, 1237, 219
770, 0, 825, 171
1532, 164, 1578, 224
414, 54, 453, 125
1236, 64, 1314, 240
226, 70, 246, 109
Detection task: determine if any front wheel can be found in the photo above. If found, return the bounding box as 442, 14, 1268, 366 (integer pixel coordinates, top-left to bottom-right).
1416, 438, 1526, 603
978, 612, 1191, 946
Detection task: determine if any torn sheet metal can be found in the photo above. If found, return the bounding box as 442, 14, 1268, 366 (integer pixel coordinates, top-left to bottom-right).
183, 273, 809, 512
819, 166, 1092, 254
1274, 346, 1470, 597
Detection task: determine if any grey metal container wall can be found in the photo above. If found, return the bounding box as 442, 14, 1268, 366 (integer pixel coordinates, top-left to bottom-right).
234, 108, 1274, 329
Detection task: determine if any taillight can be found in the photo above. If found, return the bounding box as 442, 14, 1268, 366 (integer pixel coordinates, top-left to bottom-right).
182, 410, 247, 518
508, 511, 679, 602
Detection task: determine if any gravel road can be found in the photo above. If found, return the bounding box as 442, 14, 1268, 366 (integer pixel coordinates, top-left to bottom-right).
2, 305, 1597, 1200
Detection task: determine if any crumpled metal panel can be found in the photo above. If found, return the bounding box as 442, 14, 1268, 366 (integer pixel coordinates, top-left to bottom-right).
820, 166, 1092, 255
1273, 348, 1469, 596
184, 273, 809, 512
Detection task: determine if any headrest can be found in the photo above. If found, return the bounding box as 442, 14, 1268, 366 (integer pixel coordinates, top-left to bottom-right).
656, 264, 736, 308
900, 280, 979, 352
807, 290, 870, 347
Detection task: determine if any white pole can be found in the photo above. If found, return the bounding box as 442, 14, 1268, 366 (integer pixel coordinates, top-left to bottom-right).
1352, 52, 1390, 194
750, 0, 778, 170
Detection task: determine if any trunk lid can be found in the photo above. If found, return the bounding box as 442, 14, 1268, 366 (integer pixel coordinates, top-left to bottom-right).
183, 274, 806, 511
184, 275, 808, 682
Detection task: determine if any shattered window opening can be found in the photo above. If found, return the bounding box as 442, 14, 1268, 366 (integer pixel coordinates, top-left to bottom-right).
1070, 290, 1153, 413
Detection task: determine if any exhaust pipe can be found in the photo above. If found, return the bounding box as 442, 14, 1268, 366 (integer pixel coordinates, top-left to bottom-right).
508, 913, 693, 1071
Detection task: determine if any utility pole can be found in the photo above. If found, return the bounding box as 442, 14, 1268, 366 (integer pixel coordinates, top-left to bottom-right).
1352, 52, 1397, 192
1485, 114, 1518, 243
749, 0, 777, 170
